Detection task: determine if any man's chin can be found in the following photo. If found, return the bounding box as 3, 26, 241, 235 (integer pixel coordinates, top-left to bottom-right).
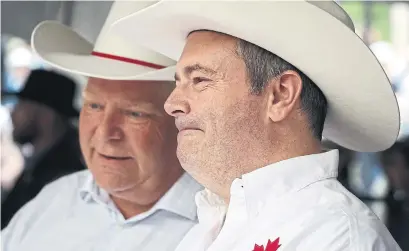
176, 148, 204, 172
176, 147, 195, 162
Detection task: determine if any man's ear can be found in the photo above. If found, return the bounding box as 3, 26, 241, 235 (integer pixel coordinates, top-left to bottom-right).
265, 70, 303, 122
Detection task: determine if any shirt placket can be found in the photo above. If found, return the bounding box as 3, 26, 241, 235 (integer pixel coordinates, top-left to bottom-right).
208, 180, 248, 251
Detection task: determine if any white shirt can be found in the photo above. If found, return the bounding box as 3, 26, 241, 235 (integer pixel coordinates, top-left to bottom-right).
2, 170, 203, 251
175, 150, 402, 251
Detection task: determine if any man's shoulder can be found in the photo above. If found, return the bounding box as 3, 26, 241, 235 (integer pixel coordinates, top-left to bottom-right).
8, 170, 90, 220
253, 179, 401, 250
256, 201, 401, 250
274, 180, 401, 250
1, 170, 92, 245
297, 202, 400, 250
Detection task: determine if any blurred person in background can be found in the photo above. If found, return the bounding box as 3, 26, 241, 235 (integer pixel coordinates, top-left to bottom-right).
1, 69, 85, 228
0, 104, 24, 198
1, 2, 202, 251
4, 39, 33, 94
0, 38, 25, 200
381, 137, 409, 210
380, 136, 409, 250
2, 35, 47, 106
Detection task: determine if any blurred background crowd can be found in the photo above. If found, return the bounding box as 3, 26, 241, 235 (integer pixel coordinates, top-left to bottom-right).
1, 1, 409, 250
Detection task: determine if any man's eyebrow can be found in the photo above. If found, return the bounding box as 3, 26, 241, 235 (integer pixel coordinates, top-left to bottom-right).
122, 101, 163, 116
175, 63, 218, 81
185, 63, 217, 76
124, 101, 156, 109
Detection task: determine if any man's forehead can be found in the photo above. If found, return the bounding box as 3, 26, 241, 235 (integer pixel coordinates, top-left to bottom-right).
176, 31, 240, 78
87, 77, 160, 86
184, 31, 237, 53
86, 78, 169, 91
84, 78, 172, 101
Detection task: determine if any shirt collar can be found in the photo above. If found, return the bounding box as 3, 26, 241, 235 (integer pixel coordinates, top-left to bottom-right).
195, 150, 339, 222
153, 172, 203, 221
195, 188, 228, 225
79, 171, 202, 221
79, 171, 97, 202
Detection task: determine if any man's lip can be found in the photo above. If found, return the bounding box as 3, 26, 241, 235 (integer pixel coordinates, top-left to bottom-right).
178, 128, 201, 132
97, 153, 132, 160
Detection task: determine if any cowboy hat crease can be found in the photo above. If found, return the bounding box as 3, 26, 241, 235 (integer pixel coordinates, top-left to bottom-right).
110, 0, 400, 152
31, 1, 176, 81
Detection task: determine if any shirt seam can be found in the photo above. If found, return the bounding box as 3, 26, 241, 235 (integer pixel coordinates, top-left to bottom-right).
338, 206, 357, 251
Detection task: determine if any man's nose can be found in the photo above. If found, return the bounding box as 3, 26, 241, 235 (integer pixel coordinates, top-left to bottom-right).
96, 109, 124, 141
164, 87, 190, 117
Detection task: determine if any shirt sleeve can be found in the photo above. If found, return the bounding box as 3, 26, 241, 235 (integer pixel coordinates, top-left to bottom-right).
281, 209, 350, 251
353, 216, 403, 251
281, 207, 402, 251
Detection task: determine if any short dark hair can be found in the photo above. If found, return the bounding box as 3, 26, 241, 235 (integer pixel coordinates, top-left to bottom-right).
235, 39, 328, 139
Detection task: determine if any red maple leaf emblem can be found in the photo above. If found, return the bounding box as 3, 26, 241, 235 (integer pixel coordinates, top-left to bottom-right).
252, 237, 281, 251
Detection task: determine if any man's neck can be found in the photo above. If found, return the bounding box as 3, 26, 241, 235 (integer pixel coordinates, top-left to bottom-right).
217, 139, 322, 204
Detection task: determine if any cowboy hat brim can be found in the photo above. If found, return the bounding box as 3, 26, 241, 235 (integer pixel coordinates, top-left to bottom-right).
31, 21, 176, 81
111, 0, 400, 152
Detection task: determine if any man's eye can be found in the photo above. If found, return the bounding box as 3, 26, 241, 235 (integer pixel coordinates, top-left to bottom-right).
126, 111, 146, 118
88, 103, 103, 110
192, 77, 210, 85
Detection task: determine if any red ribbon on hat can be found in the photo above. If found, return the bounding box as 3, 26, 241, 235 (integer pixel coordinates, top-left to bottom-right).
91, 51, 166, 70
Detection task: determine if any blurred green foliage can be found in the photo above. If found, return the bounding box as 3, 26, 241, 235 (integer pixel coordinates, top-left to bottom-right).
341, 1, 390, 41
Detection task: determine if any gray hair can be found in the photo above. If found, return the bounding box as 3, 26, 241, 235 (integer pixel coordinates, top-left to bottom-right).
236, 39, 327, 139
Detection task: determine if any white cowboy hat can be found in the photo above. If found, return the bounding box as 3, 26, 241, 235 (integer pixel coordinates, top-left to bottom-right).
31, 1, 176, 81
110, 0, 400, 152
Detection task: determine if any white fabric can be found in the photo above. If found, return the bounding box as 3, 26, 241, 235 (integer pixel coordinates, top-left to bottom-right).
2, 170, 203, 251
175, 150, 402, 251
